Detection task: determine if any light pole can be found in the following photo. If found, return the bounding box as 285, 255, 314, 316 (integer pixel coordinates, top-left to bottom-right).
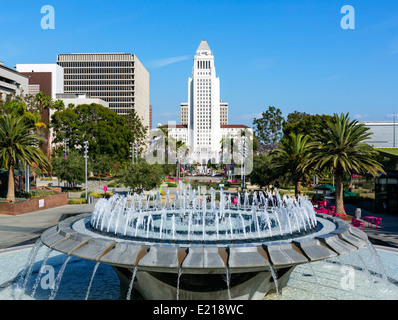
129, 142, 133, 164
83, 141, 89, 200
134, 143, 138, 163
240, 136, 247, 192
25, 161, 30, 193
25, 139, 39, 193
130, 142, 138, 164
63, 139, 69, 159
394, 112, 396, 148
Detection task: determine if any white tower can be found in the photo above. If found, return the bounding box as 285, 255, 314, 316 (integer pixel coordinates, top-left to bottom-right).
187, 40, 221, 165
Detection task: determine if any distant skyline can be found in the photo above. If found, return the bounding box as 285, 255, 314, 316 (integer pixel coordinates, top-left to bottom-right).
1, 0, 397, 128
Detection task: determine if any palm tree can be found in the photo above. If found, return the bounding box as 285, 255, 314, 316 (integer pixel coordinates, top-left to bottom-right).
0, 114, 51, 202
301, 113, 385, 215
270, 133, 314, 197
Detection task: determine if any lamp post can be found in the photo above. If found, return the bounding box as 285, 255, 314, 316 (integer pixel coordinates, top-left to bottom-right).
134, 143, 138, 163
83, 141, 89, 200
130, 142, 138, 164
63, 139, 69, 158
25, 161, 30, 193
25, 139, 39, 193
394, 112, 396, 148
240, 136, 247, 192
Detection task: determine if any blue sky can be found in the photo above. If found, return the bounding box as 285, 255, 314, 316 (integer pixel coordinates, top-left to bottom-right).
1, 0, 397, 127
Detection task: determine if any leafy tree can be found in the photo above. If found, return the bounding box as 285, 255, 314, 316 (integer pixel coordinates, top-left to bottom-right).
52, 149, 90, 188
253, 106, 284, 152
0, 93, 46, 134
51, 103, 135, 163
120, 160, 164, 193
283, 112, 333, 137
248, 153, 277, 189
270, 133, 314, 197
301, 113, 385, 214
91, 154, 114, 179
124, 109, 148, 154
0, 114, 51, 202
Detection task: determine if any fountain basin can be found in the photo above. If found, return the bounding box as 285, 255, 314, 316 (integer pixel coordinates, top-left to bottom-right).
40, 212, 368, 300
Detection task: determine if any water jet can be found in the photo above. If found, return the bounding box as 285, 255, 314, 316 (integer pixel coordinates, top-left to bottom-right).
34, 183, 385, 300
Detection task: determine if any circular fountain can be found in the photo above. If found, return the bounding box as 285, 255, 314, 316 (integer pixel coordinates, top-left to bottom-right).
39, 182, 370, 300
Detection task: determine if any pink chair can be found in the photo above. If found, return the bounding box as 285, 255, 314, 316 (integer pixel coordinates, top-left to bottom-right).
364, 216, 383, 228
350, 218, 364, 230
233, 198, 238, 204
374, 217, 383, 228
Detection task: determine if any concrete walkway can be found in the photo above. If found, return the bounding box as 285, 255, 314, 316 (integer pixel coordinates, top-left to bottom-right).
0, 202, 96, 249
345, 204, 398, 248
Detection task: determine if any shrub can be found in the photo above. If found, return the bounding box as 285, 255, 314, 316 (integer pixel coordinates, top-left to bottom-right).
167, 182, 177, 187
91, 192, 113, 198
81, 191, 94, 198
68, 199, 87, 204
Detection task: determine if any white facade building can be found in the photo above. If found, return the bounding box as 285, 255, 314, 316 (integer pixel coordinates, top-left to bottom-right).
361, 121, 398, 147
187, 39, 221, 164
15, 63, 64, 100
55, 93, 109, 108
56, 53, 150, 130
0, 61, 29, 99
158, 40, 253, 167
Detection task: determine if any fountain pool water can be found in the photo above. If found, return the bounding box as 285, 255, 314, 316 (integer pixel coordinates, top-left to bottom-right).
1, 244, 398, 300
8, 182, 398, 300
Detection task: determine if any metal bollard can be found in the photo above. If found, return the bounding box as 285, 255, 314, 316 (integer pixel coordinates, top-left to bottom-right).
355, 208, 361, 219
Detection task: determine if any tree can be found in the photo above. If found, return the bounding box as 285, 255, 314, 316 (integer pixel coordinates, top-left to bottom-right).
51, 149, 89, 188
301, 113, 385, 214
91, 154, 114, 180
120, 160, 164, 193
283, 112, 333, 137
270, 133, 314, 197
124, 109, 148, 154
253, 106, 284, 152
1, 93, 46, 134
0, 114, 51, 202
51, 103, 135, 163
248, 153, 278, 189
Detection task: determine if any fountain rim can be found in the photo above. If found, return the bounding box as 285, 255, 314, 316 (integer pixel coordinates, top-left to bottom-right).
39, 212, 370, 274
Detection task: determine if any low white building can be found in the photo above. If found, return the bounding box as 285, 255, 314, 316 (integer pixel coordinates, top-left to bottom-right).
361, 121, 398, 147
0, 61, 29, 99
16, 63, 64, 100
55, 93, 109, 109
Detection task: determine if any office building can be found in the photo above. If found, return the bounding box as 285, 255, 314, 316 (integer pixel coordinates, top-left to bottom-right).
0, 61, 29, 99
160, 40, 252, 167
56, 53, 150, 130
16, 64, 64, 100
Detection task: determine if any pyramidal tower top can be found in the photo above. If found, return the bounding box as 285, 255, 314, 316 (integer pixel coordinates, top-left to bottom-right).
197, 39, 211, 53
